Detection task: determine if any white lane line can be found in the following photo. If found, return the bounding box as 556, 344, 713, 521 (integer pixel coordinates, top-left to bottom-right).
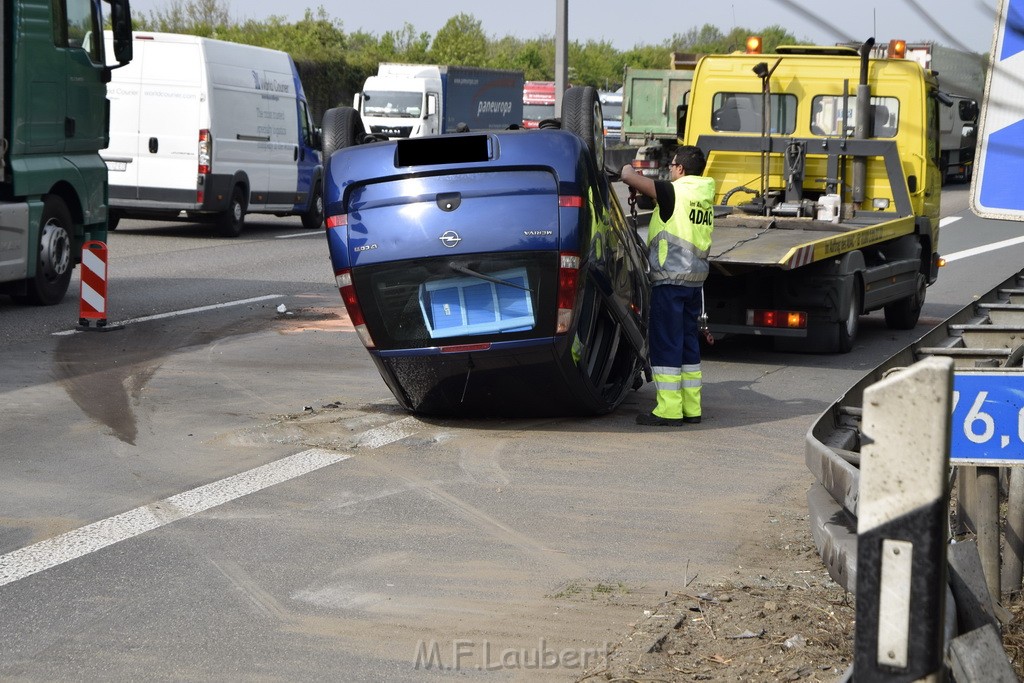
0, 448, 350, 587
355, 416, 423, 449
276, 231, 322, 239
943, 234, 1024, 263
53, 294, 284, 336
939, 216, 962, 227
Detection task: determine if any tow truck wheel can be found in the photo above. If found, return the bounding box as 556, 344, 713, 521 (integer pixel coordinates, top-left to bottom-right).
321, 107, 365, 161
562, 86, 606, 176
836, 281, 862, 353
884, 273, 926, 330
15, 195, 73, 306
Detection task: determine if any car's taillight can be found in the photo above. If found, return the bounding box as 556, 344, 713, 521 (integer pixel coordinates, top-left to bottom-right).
557, 252, 580, 334
336, 269, 374, 348
558, 195, 584, 208
631, 159, 658, 169
747, 309, 807, 329
326, 213, 348, 229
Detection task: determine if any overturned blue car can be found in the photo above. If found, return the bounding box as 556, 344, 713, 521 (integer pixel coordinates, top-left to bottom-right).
320, 87, 650, 416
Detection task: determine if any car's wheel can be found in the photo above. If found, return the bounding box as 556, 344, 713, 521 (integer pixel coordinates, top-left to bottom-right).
301, 180, 324, 230
321, 106, 365, 161
217, 185, 246, 238
15, 195, 74, 306
884, 272, 926, 330
562, 86, 605, 173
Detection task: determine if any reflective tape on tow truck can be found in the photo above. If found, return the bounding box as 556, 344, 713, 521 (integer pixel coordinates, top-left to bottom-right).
781, 217, 915, 269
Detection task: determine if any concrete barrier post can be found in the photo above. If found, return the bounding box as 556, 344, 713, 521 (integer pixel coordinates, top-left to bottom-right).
854, 356, 953, 680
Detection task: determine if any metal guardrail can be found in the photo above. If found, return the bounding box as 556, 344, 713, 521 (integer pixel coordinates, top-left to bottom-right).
806, 267, 1024, 679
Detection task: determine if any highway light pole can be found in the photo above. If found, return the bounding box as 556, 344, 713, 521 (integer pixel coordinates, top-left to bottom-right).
554, 0, 568, 117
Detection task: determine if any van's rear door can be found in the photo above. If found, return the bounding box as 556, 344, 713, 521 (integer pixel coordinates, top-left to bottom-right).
345, 170, 562, 348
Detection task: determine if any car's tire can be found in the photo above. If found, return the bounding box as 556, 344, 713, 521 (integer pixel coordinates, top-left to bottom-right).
108, 212, 121, 231
561, 86, 606, 173
15, 195, 74, 306
301, 180, 324, 230
217, 185, 246, 238
884, 272, 926, 330
321, 106, 365, 162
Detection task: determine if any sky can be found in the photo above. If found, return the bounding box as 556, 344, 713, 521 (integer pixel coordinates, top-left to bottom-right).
128, 0, 1001, 56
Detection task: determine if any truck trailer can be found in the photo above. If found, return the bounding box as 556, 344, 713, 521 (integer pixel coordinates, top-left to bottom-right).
356, 64, 524, 139
0, 0, 132, 305
682, 38, 944, 353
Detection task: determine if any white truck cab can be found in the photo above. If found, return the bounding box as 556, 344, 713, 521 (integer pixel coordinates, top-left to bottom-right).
356, 64, 442, 138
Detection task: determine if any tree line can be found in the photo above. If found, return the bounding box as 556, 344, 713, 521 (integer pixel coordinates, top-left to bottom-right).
133, 1, 804, 124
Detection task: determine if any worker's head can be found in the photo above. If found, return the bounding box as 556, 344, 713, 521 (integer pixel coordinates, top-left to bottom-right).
671, 146, 707, 179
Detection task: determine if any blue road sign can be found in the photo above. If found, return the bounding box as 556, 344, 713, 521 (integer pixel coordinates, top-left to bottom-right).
971, 0, 1024, 221
952, 372, 1024, 464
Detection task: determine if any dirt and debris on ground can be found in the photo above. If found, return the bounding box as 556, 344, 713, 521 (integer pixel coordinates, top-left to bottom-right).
579, 507, 855, 682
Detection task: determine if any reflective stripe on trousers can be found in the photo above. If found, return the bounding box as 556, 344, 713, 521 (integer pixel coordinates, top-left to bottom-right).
650, 284, 703, 419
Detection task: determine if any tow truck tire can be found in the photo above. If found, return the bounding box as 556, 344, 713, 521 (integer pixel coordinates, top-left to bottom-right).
15, 195, 73, 306
301, 180, 324, 230
562, 86, 606, 175
836, 281, 862, 353
321, 107, 364, 161
884, 273, 926, 330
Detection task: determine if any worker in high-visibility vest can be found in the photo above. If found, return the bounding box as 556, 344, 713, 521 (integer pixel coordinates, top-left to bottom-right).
620, 146, 715, 426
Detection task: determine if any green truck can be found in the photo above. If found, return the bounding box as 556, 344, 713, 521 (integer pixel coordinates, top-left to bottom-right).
620, 57, 698, 207
0, 0, 132, 305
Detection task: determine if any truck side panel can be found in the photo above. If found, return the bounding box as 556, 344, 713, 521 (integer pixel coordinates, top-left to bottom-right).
440, 66, 524, 133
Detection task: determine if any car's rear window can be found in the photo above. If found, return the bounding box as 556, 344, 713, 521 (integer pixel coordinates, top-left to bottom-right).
354, 252, 559, 349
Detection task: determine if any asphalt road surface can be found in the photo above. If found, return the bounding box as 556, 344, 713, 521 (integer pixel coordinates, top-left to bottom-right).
0, 182, 1018, 680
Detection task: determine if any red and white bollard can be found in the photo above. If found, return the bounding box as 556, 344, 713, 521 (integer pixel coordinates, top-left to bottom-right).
78, 240, 109, 329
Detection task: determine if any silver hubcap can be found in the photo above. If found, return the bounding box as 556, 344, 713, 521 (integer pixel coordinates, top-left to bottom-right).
40, 220, 71, 281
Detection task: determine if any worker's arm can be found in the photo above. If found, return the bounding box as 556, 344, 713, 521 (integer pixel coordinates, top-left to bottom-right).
620, 164, 657, 200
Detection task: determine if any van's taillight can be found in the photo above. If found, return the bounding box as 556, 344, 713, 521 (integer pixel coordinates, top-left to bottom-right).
556, 252, 580, 334
198, 129, 211, 175
326, 214, 348, 229
559, 195, 584, 208
747, 309, 807, 329
336, 269, 374, 348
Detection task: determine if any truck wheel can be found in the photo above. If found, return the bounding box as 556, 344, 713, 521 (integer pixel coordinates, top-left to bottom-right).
217, 186, 246, 238
321, 107, 365, 161
562, 86, 606, 174
301, 180, 324, 230
15, 196, 74, 306
836, 282, 862, 353
884, 273, 926, 330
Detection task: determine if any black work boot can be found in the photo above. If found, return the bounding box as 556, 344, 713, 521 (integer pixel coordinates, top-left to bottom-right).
635, 412, 685, 427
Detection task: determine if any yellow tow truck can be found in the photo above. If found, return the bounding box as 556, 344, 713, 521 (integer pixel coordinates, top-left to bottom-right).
682, 38, 944, 352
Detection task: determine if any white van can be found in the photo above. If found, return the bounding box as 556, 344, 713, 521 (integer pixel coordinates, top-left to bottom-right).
102, 31, 323, 236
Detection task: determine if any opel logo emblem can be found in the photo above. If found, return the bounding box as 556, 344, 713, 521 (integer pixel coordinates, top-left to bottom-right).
439, 230, 462, 248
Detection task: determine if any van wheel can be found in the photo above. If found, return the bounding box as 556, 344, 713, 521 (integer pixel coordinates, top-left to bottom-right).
562, 86, 606, 173
217, 186, 246, 238
108, 212, 121, 231
321, 107, 365, 161
301, 181, 324, 230
15, 196, 74, 305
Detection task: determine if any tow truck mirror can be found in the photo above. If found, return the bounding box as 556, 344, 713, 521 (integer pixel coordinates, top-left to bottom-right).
108, 0, 133, 65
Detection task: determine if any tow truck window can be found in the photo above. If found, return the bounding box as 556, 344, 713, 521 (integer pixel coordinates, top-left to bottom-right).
810, 95, 900, 138
711, 93, 796, 134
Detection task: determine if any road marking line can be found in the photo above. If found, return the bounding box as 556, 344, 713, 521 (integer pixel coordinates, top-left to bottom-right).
356, 416, 423, 449
276, 231, 322, 239
943, 234, 1024, 263
0, 448, 349, 587
939, 216, 962, 227
53, 295, 284, 336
